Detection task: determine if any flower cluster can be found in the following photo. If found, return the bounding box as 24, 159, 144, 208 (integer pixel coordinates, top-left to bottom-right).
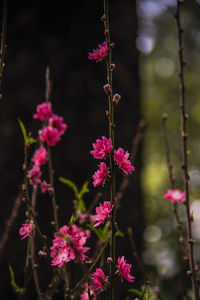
27, 102, 67, 192
90, 136, 134, 187
80, 268, 109, 299
93, 201, 113, 227
117, 256, 135, 282
50, 224, 89, 267
163, 188, 185, 203
88, 41, 109, 62
36, 102, 67, 146
19, 220, 35, 239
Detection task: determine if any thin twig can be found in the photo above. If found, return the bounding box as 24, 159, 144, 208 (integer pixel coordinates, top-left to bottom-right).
127, 227, 162, 300
30, 187, 43, 300
0, 194, 22, 260
175, 1, 199, 299
45, 67, 59, 232
0, 0, 7, 97
68, 240, 109, 296
116, 119, 145, 205
162, 115, 188, 258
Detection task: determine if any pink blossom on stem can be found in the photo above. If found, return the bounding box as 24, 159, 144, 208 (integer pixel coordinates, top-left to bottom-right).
28, 164, 41, 187
33, 102, 52, 120
117, 256, 135, 282
49, 114, 68, 136
39, 126, 61, 146
32, 146, 47, 166
50, 224, 89, 267
88, 41, 109, 62
114, 147, 135, 174
80, 283, 97, 300
163, 189, 185, 203
93, 201, 113, 227
91, 268, 109, 292
19, 220, 35, 239
40, 180, 50, 193
90, 136, 112, 159
92, 162, 109, 187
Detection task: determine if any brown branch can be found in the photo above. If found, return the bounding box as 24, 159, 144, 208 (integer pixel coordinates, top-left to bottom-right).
30, 187, 43, 300
175, 1, 199, 299
162, 115, 188, 258
0, 194, 22, 260
116, 119, 145, 205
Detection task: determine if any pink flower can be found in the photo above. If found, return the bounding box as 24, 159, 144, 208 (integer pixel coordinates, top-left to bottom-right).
19, 220, 35, 239
50, 224, 89, 267
40, 180, 50, 193
114, 148, 135, 174
91, 268, 109, 292
163, 189, 185, 203
28, 165, 41, 187
33, 102, 52, 120
32, 146, 47, 166
49, 114, 68, 136
117, 256, 135, 282
39, 126, 61, 146
90, 136, 112, 159
93, 201, 113, 227
80, 283, 97, 300
92, 162, 109, 187
88, 41, 108, 62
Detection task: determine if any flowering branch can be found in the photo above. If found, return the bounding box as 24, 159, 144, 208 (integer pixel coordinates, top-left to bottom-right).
162, 114, 188, 258
67, 240, 109, 297
175, 1, 199, 299
30, 187, 43, 300
45, 67, 59, 232
103, 1, 116, 299
116, 119, 145, 205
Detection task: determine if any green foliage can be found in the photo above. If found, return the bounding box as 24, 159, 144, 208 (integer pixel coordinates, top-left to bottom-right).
129, 285, 157, 300
8, 264, 23, 296
87, 222, 111, 241
59, 177, 89, 212
128, 288, 143, 297
68, 214, 78, 226
18, 118, 37, 146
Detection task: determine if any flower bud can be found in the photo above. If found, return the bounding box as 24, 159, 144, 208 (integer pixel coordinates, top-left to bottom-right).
112, 93, 121, 105
103, 84, 111, 94
107, 257, 113, 264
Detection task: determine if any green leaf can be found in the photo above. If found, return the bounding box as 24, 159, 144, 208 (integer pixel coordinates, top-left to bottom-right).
78, 181, 89, 199
87, 223, 111, 241
128, 288, 143, 297
59, 177, 79, 196
115, 229, 124, 238
8, 264, 23, 295
68, 214, 78, 226
18, 118, 28, 145
77, 198, 86, 212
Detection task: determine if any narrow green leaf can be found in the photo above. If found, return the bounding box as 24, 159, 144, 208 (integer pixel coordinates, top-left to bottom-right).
77, 198, 86, 212
59, 177, 79, 196
28, 137, 37, 145
78, 181, 89, 199
128, 288, 143, 297
87, 223, 111, 241
18, 118, 28, 145
115, 229, 124, 238
8, 264, 23, 295
68, 214, 78, 226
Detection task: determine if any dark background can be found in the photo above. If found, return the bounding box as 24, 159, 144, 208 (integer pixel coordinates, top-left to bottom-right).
0, 1, 142, 299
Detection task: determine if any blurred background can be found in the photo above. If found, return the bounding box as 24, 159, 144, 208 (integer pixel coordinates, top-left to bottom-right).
0, 0, 200, 299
